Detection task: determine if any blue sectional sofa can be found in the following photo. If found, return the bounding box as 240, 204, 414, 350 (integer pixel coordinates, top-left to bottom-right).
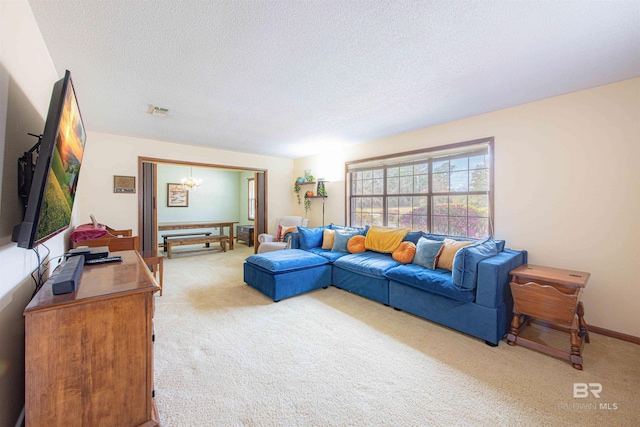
246, 225, 527, 345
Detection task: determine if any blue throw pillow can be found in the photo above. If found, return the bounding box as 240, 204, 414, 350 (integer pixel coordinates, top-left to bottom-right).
403, 231, 422, 245
422, 233, 476, 243
297, 227, 325, 250
330, 223, 347, 230
332, 229, 361, 253
412, 237, 444, 270
331, 224, 369, 235
452, 237, 499, 290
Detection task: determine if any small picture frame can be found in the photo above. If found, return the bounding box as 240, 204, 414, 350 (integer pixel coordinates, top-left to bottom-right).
167, 183, 189, 207
113, 175, 136, 193
304, 169, 312, 181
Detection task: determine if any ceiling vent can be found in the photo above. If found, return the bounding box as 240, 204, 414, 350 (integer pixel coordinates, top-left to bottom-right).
148, 105, 170, 117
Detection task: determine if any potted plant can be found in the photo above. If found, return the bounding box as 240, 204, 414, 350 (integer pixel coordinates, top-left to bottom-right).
303, 192, 312, 214
294, 179, 302, 205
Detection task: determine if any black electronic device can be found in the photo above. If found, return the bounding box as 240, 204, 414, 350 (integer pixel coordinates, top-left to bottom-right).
17, 134, 41, 213
52, 255, 85, 295
12, 70, 87, 249
67, 246, 109, 261
67, 246, 90, 257
87, 246, 109, 261
85, 256, 123, 265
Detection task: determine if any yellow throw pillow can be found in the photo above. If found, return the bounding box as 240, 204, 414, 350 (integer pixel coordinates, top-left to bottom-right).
321, 229, 336, 250
392, 241, 417, 264
364, 225, 411, 253
436, 238, 473, 271
347, 235, 366, 253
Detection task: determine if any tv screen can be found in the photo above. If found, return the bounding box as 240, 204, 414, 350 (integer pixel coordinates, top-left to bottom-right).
13, 70, 86, 249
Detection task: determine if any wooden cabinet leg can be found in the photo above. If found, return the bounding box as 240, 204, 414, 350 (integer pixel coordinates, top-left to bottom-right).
570, 316, 583, 370
507, 313, 521, 346
577, 301, 590, 344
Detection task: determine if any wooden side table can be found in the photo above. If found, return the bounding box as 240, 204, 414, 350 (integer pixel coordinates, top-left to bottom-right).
141, 250, 164, 296
507, 264, 590, 370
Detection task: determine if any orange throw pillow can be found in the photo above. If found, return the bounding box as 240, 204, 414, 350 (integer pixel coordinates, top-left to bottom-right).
392, 241, 417, 264
347, 235, 366, 253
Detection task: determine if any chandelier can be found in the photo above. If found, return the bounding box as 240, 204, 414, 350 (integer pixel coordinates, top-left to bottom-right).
181, 167, 202, 190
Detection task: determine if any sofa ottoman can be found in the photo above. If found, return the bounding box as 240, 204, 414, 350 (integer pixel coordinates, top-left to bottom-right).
244, 249, 331, 302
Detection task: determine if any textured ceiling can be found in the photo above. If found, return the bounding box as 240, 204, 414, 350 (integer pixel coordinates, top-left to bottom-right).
28, 0, 640, 159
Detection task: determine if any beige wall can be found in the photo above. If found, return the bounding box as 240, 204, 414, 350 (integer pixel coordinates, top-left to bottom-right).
74, 132, 293, 235
294, 78, 640, 337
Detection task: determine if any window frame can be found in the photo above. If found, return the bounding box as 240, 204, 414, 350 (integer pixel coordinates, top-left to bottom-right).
345, 137, 494, 238
247, 177, 255, 221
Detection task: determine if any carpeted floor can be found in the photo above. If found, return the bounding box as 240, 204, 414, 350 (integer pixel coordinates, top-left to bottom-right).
154, 246, 640, 426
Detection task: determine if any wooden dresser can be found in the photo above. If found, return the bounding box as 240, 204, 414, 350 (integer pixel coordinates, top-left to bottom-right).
24, 250, 160, 426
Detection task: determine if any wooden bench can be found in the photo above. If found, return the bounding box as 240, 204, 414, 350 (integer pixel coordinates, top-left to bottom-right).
161, 232, 212, 252
166, 235, 228, 258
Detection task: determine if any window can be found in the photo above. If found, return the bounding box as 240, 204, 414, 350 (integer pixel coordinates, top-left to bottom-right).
248, 178, 255, 220
347, 138, 493, 238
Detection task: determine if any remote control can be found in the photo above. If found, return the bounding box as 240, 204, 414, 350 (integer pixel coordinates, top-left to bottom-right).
85, 256, 123, 265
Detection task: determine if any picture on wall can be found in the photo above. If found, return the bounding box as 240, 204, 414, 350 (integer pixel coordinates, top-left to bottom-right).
167, 183, 188, 207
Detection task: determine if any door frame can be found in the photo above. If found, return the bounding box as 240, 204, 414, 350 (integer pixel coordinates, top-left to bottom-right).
137, 157, 267, 253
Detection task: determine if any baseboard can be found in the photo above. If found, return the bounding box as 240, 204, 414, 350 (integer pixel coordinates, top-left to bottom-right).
589, 325, 640, 345
530, 320, 639, 345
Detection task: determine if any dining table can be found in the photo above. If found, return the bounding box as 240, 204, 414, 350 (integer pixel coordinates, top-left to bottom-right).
158, 220, 239, 250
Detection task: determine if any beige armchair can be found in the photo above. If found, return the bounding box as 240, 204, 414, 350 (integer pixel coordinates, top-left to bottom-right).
257, 216, 309, 253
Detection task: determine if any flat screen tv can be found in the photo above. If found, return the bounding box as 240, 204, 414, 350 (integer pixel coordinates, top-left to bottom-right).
12, 70, 86, 249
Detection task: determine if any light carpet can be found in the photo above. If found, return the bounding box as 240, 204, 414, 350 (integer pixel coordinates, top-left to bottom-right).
154, 246, 639, 426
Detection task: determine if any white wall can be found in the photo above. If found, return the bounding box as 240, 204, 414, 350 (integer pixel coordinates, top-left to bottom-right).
0, 1, 65, 425
294, 77, 640, 337
158, 165, 240, 220
156, 164, 243, 239
74, 132, 293, 237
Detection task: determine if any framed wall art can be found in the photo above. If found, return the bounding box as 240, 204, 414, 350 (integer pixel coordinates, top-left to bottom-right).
113, 175, 136, 193
167, 183, 189, 207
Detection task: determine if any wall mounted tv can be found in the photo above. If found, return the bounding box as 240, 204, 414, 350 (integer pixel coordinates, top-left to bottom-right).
12, 70, 86, 249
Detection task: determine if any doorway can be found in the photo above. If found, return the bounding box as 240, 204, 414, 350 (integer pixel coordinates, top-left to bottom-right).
137, 157, 267, 254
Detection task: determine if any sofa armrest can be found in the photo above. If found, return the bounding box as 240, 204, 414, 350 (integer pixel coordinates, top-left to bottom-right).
475, 249, 528, 308
258, 233, 277, 244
